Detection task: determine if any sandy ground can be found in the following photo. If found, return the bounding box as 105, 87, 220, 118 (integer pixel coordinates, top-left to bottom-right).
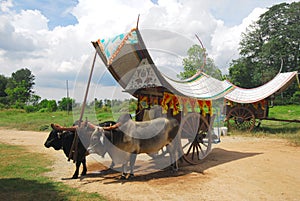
0, 128, 300, 201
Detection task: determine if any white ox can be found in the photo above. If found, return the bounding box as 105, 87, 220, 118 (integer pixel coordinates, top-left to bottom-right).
87, 114, 180, 179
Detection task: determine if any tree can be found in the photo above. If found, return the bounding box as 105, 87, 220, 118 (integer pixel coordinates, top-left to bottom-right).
104, 99, 112, 108
229, 57, 257, 88
28, 94, 41, 106
0, 75, 8, 97
0, 75, 8, 105
95, 99, 103, 108
229, 2, 300, 95
58, 97, 75, 111
178, 44, 222, 80
38, 99, 57, 112
5, 68, 35, 107
47, 100, 58, 112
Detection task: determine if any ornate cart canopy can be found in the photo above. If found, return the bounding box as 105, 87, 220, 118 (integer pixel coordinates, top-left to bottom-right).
92, 27, 233, 100
225, 71, 298, 103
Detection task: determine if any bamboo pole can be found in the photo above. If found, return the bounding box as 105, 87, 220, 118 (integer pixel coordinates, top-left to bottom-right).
68, 51, 97, 162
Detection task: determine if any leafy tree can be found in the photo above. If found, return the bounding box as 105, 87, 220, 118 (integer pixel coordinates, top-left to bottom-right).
38, 99, 57, 112
104, 99, 112, 108
0, 75, 8, 97
39, 99, 50, 109
178, 44, 222, 80
95, 99, 103, 108
5, 68, 35, 107
28, 94, 41, 106
229, 2, 300, 97
58, 97, 74, 111
47, 100, 58, 112
229, 57, 256, 88
0, 75, 8, 105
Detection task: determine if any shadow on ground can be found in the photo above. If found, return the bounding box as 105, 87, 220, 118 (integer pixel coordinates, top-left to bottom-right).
0, 178, 64, 201
81, 148, 262, 184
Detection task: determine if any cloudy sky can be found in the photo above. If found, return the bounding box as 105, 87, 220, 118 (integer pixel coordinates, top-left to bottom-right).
0, 0, 295, 102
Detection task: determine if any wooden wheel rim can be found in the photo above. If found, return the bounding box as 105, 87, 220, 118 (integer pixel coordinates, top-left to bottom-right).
179, 113, 212, 164
226, 106, 255, 132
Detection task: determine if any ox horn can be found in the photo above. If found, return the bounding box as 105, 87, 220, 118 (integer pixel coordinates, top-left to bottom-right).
51, 123, 77, 132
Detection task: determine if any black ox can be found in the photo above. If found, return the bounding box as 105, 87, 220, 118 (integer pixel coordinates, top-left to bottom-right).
44, 121, 115, 179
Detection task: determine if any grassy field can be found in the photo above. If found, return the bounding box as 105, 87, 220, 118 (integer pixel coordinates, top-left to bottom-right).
0, 105, 299, 145
0, 109, 115, 131
0, 143, 107, 201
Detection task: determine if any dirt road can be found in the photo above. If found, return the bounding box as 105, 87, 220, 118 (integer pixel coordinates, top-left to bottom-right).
0, 128, 299, 201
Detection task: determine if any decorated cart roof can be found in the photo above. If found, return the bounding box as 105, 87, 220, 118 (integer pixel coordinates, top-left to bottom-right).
225, 71, 298, 103
92, 26, 298, 102
92, 27, 233, 100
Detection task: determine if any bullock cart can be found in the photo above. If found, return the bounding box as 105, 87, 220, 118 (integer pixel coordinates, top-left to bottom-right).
91, 24, 233, 165
224, 71, 300, 132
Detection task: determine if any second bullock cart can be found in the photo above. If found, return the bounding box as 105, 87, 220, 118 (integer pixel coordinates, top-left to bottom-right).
91, 25, 233, 164
224, 71, 299, 132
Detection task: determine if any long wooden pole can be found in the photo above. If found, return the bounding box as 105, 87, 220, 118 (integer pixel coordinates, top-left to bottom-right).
78, 50, 97, 124
68, 51, 97, 162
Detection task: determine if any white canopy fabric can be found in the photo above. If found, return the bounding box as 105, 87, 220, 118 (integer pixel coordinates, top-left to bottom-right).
225, 71, 298, 103
160, 72, 233, 100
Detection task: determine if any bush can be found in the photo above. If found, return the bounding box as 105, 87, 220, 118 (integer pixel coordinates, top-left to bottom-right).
24, 105, 37, 113
38, 108, 49, 113
291, 91, 300, 105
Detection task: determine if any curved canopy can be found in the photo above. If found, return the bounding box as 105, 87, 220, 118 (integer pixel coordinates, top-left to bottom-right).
225, 71, 298, 103
92, 28, 233, 100
92, 26, 298, 102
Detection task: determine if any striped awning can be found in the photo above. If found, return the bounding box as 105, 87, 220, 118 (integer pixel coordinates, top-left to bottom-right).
225, 71, 298, 103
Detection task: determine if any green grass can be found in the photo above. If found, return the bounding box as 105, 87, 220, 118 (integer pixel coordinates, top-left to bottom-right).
0, 109, 75, 131
0, 109, 115, 131
228, 105, 300, 146
0, 143, 107, 201
1, 105, 300, 145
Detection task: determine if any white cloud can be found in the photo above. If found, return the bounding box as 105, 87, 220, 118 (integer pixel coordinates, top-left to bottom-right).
210, 7, 267, 73
13, 9, 49, 32
0, 0, 13, 12
0, 0, 287, 101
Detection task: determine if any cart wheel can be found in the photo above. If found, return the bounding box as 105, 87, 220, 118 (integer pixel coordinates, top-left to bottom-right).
179, 113, 212, 165
226, 106, 255, 132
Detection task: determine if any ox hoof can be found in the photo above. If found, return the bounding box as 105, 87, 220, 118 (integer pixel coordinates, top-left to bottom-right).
127, 174, 135, 180
71, 175, 78, 179
120, 174, 127, 180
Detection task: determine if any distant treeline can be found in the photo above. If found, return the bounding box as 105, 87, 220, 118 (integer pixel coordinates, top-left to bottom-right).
0, 68, 137, 113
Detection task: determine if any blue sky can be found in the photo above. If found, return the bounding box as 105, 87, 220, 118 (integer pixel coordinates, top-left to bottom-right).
8, 0, 79, 29
0, 0, 295, 101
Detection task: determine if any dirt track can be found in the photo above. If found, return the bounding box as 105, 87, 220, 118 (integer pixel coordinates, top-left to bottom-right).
0, 128, 300, 201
